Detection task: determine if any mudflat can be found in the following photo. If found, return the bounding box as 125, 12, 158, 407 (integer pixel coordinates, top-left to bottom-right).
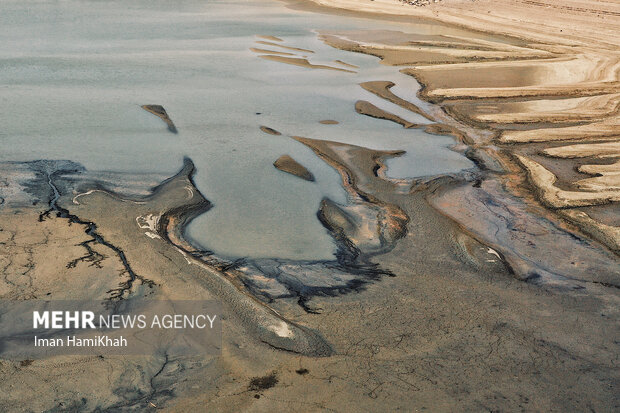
0, 0, 618, 411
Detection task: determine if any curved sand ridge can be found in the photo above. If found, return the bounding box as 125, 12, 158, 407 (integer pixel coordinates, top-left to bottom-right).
0, 154, 416, 358
63, 151, 408, 316
141, 105, 178, 133
292, 135, 409, 254
306, 2, 620, 254
355, 100, 419, 128
259, 127, 411, 259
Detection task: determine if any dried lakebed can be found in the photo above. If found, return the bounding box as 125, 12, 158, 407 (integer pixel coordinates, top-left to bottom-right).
1, 0, 619, 410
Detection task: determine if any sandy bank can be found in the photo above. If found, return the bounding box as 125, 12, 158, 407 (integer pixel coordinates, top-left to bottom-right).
300, 0, 620, 255
296, 0, 620, 48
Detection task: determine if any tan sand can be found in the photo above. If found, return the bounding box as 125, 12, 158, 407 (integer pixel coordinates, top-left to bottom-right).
255, 40, 315, 53
543, 141, 620, 159
516, 155, 620, 208
141, 104, 178, 133
360, 80, 433, 120
250, 47, 295, 56
579, 160, 620, 176
293, 135, 409, 251
0, 210, 127, 300
333, 59, 358, 69
574, 159, 620, 192
6, 188, 619, 410
424, 122, 471, 145
576, 173, 620, 192
320, 30, 552, 66
259, 55, 355, 72
500, 119, 620, 143
2, 2, 620, 411
319, 119, 339, 124
298, 0, 620, 48
273, 155, 315, 181
354, 100, 418, 128
467, 94, 620, 124
2, 147, 619, 411
260, 125, 282, 135
257, 35, 284, 42
560, 209, 620, 252
304, 0, 620, 254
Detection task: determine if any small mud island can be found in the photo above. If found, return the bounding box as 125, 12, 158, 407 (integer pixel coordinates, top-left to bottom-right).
309, 0, 620, 254
0, 0, 618, 411
141, 105, 178, 133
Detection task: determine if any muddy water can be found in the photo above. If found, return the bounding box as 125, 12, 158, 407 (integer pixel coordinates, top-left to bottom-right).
0, 0, 494, 260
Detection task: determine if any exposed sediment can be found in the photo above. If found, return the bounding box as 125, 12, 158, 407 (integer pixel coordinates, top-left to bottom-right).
257, 35, 284, 42
542, 141, 620, 159
1, 159, 332, 357
260, 125, 282, 135
515, 155, 620, 208
273, 155, 315, 181
255, 40, 315, 54
258, 55, 355, 73
576, 160, 620, 192
2, 1, 620, 410
316, 23, 620, 259
228, 136, 411, 312
319, 30, 552, 66
293, 136, 409, 254
250, 47, 295, 56
354, 100, 418, 128
141, 105, 178, 133
201, 133, 413, 313
428, 176, 620, 287
2, 152, 619, 410
360, 80, 433, 121
302, 0, 620, 49
334, 59, 358, 69
251, 36, 357, 73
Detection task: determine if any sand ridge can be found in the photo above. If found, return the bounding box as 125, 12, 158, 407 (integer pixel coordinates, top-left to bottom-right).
141, 105, 178, 133
251, 35, 358, 73
305, 3, 620, 254
273, 155, 316, 181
